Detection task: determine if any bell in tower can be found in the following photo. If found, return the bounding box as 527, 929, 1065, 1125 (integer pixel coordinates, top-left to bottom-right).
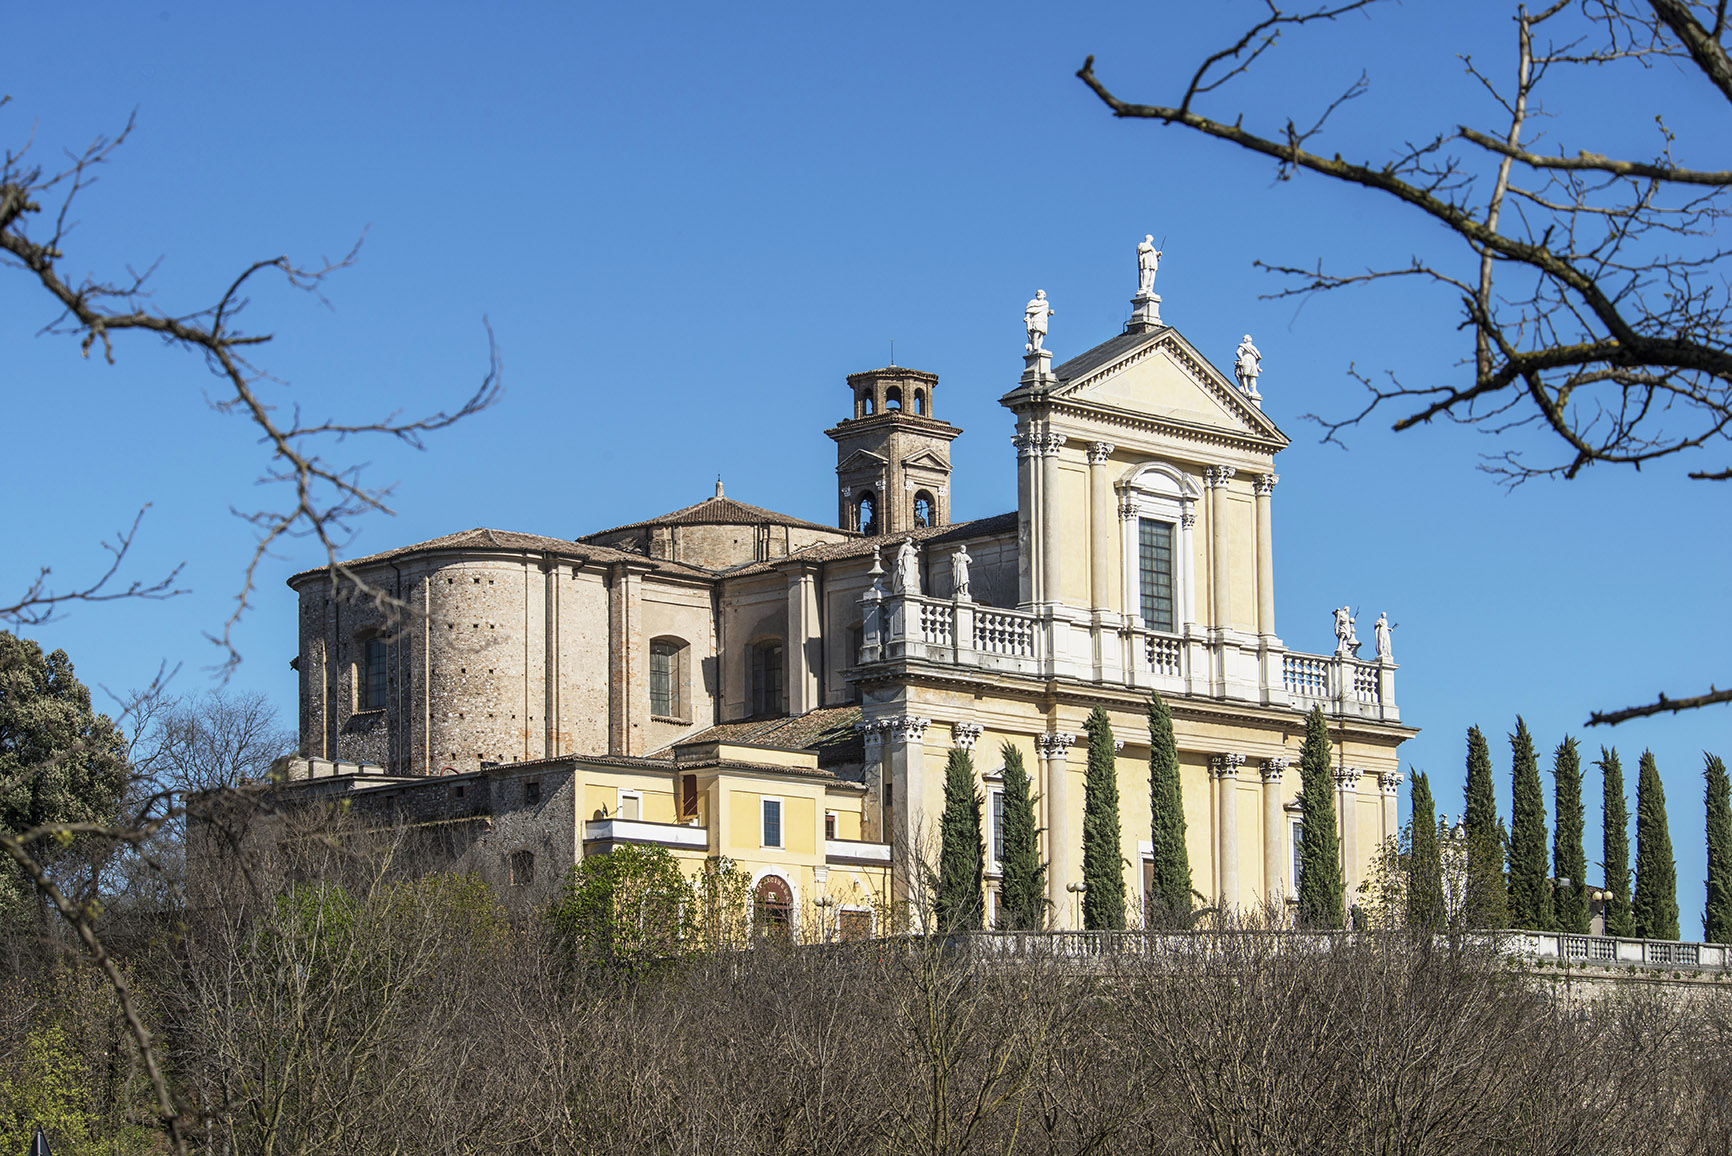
826, 366, 962, 536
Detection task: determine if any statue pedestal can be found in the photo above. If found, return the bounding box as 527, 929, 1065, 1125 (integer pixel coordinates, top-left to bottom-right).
1126, 292, 1162, 332
1020, 347, 1054, 384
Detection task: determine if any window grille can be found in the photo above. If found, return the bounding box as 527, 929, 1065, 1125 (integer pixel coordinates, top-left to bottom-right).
362, 637, 388, 710
1138, 519, 1175, 632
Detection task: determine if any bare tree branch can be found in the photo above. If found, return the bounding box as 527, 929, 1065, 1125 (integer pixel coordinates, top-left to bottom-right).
1586, 685, 1732, 725
1, 104, 502, 673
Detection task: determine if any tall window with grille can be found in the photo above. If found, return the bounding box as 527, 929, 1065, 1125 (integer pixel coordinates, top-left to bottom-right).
650, 639, 682, 718
1138, 518, 1176, 632
361, 637, 388, 710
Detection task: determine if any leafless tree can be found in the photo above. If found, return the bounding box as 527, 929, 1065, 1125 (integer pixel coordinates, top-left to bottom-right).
1077, 0, 1732, 725
0, 96, 500, 671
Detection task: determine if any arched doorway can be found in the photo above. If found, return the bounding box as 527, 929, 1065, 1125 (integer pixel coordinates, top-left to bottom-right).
754, 874, 793, 942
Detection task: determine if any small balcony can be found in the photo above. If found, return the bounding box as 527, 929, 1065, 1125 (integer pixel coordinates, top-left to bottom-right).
583, 818, 710, 851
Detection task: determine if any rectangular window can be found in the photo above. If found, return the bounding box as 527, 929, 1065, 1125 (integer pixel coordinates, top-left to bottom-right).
1292, 820, 1305, 893
362, 637, 388, 710
762, 798, 783, 848
825, 811, 838, 840
509, 850, 534, 887
751, 643, 785, 717
619, 791, 642, 821
525, 780, 541, 806
990, 789, 1005, 865
1139, 519, 1176, 632
650, 641, 679, 717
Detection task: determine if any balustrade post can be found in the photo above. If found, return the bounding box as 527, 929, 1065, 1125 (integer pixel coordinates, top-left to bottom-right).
953, 599, 975, 667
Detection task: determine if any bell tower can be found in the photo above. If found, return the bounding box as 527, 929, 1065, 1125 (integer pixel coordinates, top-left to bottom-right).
826, 366, 961, 536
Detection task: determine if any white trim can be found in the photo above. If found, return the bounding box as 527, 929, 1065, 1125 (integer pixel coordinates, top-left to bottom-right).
760, 795, 785, 848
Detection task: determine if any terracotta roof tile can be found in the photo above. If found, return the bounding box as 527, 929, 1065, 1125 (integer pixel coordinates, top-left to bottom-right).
720, 512, 1017, 577
581, 494, 847, 538
287, 527, 714, 585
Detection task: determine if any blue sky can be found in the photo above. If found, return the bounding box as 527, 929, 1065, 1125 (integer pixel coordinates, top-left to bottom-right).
5, 2, 1727, 932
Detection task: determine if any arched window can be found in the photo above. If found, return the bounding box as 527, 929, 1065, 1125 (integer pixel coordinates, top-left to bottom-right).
913, 490, 935, 528
649, 636, 688, 720
754, 873, 793, 942
913, 389, 926, 415
1119, 463, 1203, 635
750, 640, 785, 717
862, 393, 876, 415
856, 492, 877, 535
886, 386, 903, 411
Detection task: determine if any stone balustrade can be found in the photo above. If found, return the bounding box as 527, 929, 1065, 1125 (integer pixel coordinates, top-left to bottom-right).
858, 589, 1399, 721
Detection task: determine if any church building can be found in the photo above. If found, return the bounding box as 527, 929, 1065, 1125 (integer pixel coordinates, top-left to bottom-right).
282, 243, 1415, 932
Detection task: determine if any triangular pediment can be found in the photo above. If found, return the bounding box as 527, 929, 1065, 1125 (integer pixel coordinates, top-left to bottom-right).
836, 448, 889, 474
1027, 327, 1287, 446
900, 449, 950, 473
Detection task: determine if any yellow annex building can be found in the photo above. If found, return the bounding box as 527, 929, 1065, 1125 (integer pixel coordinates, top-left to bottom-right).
279, 244, 1416, 933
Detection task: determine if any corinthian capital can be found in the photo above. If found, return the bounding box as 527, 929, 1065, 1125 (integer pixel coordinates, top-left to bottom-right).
1333, 767, 1363, 790
1210, 752, 1247, 779
1253, 473, 1279, 497
951, 722, 984, 752
1260, 757, 1290, 783
1204, 466, 1237, 489
1036, 732, 1076, 759
890, 716, 931, 743
1378, 770, 1405, 796
1087, 441, 1116, 465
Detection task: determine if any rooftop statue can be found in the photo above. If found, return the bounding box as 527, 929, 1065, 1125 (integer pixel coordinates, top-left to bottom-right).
1334, 605, 1360, 658
951, 543, 972, 601
1374, 612, 1393, 661
893, 538, 920, 595
1024, 290, 1054, 354
1137, 235, 1162, 296
1235, 334, 1262, 394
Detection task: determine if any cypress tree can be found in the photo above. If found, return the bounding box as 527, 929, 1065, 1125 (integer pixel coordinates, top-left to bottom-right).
1081, 707, 1126, 930
1631, 750, 1679, 941
1146, 693, 1191, 925
1462, 726, 1509, 929
934, 747, 984, 931
1296, 705, 1344, 929
1705, 754, 1732, 944
1406, 771, 1446, 934
1507, 717, 1553, 930
1552, 737, 1589, 933
996, 742, 1046, 931
1599, 747, 1634, 936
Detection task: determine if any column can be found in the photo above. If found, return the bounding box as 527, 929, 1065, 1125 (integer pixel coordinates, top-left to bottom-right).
1378, 770, 1405, 846
1040, 431, 1066, 607
1179, 503, 1198, 628
1335, 767, 1362, 901
1205, 466, 1235, 630
886, 715, 930, 879
542, 559, 560, 759
1014, 431, 1038, 607
1212, 753, 1246, 910
1087, 442, 1116, 612
857, 719, 890, 843
1038, 732, 1078, 927
1261, 758, 1290, 904
785, 562, 821, 714
1253, 474, 1278, 637
607, 562, 646, 756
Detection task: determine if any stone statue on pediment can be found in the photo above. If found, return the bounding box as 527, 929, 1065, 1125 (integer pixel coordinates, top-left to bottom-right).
893, 538, 920, 595
1137, 235, 1162, 296
1024, 291, 1054, 354
1374, 612, 1393, 660
950, 544, 972, 601
1235, 334, 1263, 394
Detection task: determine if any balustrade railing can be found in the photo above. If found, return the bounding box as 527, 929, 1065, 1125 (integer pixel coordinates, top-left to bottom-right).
919, 601, 954, 646
974, 607, 1037, 657
859, 592, 1395, 720
1147, 633, 1182, 677
1283, 654, 1330, 699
